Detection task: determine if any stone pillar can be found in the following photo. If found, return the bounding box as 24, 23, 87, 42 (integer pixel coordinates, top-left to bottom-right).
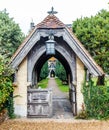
13, 58, 28, 117
76, 57, 85, 113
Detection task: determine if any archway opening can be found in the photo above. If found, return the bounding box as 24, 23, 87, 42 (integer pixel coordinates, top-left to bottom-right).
50, 70, 55, 77
28, 36, 77, 117
32, 52, 74, 118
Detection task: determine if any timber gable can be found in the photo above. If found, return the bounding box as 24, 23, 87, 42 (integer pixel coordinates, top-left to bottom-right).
11, 13, 104, 76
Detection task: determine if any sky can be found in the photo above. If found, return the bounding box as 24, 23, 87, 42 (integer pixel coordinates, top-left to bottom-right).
0, 0, 109, 35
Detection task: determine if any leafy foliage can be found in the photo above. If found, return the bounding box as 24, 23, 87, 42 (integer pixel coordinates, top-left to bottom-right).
0, 9, 25, 118
0, 9, 24, 57
55, 60, 67, 81
0, 55, 14, 116
5, 94, 15, 118
82, 75, 109, 120
40, 61, 48, 80
72, 9, 109, 74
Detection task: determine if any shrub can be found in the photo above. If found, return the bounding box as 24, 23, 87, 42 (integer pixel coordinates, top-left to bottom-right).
0, 54, 14, 118
82, 76, 109, 120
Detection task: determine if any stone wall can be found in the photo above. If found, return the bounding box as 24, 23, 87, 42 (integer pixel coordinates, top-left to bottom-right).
14, 58, 28, 117
76, 57, 85, 113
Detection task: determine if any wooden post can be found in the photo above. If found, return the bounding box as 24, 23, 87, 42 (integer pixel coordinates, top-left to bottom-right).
97, 75, 105, 85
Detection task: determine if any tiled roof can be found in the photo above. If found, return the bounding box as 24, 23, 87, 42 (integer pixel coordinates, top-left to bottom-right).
49, 57, 56, 61
37, 14, 65, 28
11, 13, 104, 75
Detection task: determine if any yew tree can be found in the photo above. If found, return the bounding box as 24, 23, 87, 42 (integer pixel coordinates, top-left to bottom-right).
55, 60, 67, 81
72, 9, 109, 74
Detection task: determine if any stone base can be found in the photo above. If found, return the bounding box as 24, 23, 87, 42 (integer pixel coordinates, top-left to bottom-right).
14, 105, 27, 117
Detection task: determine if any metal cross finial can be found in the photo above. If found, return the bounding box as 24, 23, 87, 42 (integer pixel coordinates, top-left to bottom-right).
47, 7, 58, 15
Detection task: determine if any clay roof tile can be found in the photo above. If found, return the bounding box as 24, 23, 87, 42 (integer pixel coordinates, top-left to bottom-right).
37, 14, 65, 28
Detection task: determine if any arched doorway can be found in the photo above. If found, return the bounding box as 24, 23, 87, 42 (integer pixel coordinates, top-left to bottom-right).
50, 70, 55, 77
27, 35, 77, 116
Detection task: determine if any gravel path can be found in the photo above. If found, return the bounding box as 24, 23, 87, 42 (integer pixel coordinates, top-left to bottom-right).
47, 78, 68, 98
47, 78, 73, 119
1, 119, 109, 130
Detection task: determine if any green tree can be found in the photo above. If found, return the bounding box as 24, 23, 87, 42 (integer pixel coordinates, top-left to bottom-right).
72, 9, 109, 74
40, 61, 48, 80
55, 60, 67, 81
0, 9, 24, 57
0, 9, 24, 118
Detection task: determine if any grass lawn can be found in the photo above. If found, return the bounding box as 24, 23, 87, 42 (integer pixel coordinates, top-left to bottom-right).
55, 78, 69, 92
38, 78, 48, 89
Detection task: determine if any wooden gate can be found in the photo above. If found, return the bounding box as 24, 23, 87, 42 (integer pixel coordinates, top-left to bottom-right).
27, 88, 52, 118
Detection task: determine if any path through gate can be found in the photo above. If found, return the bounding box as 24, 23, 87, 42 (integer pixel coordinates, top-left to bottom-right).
27, 88, 52, 118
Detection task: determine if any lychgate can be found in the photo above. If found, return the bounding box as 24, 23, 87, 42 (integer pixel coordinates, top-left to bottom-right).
11, 8, 104, 117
